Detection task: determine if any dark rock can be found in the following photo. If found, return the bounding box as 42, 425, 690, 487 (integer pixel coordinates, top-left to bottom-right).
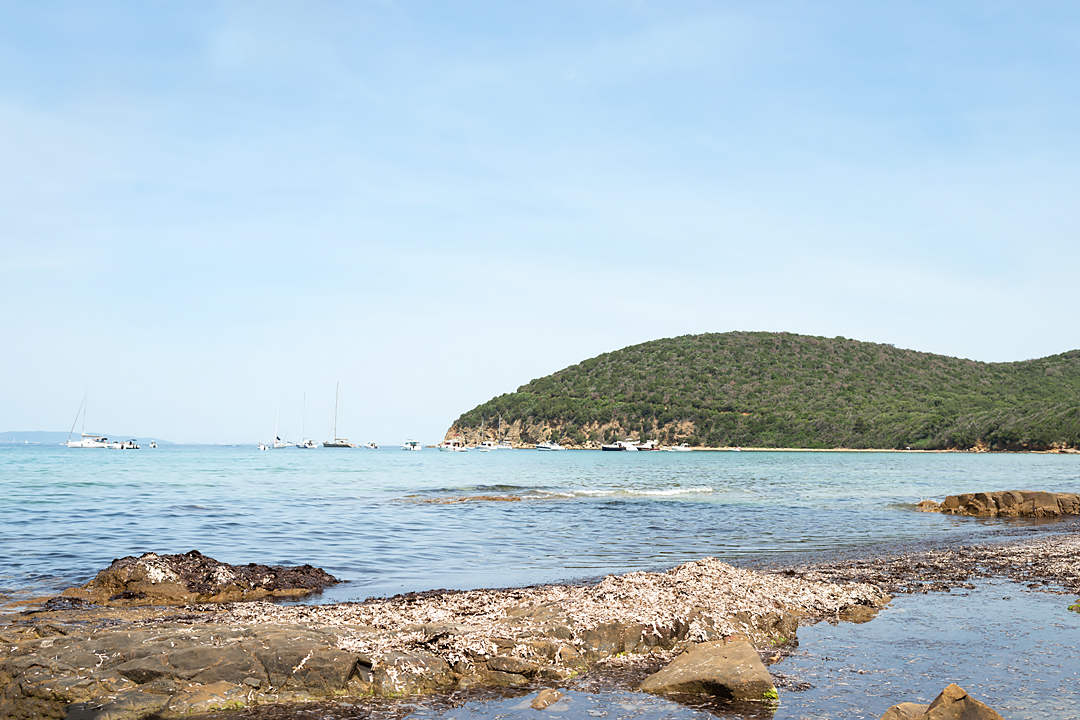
487, 655, 539, 676
115, 654, 170, 684
57, 550, 339, 606
479, 669, 530, 687
638, 636, 777, 702
64, 690, 170, 720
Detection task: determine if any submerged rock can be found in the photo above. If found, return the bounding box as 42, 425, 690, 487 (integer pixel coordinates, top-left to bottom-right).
880, 683, 1004, 720
638, 635, 777, 702
58, 550, 339, 606
530, 688, 564, 709
924, 490, 1080, 518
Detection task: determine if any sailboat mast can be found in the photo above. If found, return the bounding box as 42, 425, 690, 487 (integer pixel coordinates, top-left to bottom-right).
69, 394, 86, 442
333, 381, 340, 439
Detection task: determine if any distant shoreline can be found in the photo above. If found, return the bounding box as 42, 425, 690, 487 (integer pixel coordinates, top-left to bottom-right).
485, 445, 1080, 454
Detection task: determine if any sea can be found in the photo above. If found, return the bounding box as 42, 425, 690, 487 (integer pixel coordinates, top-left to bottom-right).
2, 445, 1078, 718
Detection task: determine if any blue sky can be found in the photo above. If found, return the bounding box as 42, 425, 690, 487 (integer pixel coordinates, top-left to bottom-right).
2, 2, 1078, 443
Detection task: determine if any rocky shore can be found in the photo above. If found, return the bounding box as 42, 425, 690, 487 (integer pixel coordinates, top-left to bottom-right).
915, 490, 1080, 518
4, 528, 1079, 719
1, 554, 884, 719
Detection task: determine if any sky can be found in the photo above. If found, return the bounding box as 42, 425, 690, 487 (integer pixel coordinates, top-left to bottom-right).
1, 2, 1078, 443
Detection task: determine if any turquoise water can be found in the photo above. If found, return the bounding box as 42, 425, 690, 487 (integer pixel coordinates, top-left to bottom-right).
0, 445, 1078, 601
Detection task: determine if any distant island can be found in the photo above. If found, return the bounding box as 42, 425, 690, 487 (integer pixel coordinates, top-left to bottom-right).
446, 332, 1080, 451
0, 431, 171, 445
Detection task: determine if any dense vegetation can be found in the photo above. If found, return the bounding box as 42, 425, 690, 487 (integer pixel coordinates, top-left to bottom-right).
449, 332, 1080, 450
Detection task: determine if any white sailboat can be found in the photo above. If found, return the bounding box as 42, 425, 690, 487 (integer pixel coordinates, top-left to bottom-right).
295, 393, 317, 448
65, 395, 122, 449
272, 409, 288, 448
323, 382, 355, 448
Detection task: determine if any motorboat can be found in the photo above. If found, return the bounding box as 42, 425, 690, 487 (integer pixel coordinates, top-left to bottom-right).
258, 442, 269, 451
439, 438, 468, 452
149, 441, 158, 449
119, 439, 139, 450
363, 442, 379, 450
496, 440, 514, 450
296, 439, 318, 449
637, 440, 657, 451
401, 440, 422, 451
663, 443, 692, 452
476, 440, 505, 451
536, 441, 564, 451
601, 439, 641, 451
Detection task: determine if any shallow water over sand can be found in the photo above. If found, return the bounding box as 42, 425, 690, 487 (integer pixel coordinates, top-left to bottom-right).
1, 445, 1077, 602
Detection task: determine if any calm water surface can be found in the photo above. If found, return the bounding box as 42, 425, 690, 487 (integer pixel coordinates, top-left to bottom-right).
1, 445, 1077, 601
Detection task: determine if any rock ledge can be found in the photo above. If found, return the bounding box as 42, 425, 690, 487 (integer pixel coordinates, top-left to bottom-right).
915, 490, 1080, 518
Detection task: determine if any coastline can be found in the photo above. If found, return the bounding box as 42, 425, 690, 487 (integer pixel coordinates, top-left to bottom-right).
506, 445, 1080, 454
4, 527, 1080, 719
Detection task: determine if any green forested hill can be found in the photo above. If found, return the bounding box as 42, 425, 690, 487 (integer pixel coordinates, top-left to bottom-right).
448, 332, 1080, 450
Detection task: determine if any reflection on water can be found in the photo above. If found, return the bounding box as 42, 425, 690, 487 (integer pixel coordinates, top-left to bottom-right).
1, 445, 1078, 601
773, 580, 1080, 719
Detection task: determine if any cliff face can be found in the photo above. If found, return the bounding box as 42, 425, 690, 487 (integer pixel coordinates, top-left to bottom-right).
444, 332, 1080, 450
443, 419, 699, 449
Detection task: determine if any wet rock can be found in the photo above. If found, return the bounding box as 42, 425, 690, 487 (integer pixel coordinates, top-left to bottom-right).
880, 684, 1003, 720
638, 636, 777, 702
915, 500, 941, 512
58, 550, 339, 606
64, 690, 171, 720
880, 702, 929, 720
936, 491, 1080, 518
530, 688, 564, 709
166, 680, 249, 714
